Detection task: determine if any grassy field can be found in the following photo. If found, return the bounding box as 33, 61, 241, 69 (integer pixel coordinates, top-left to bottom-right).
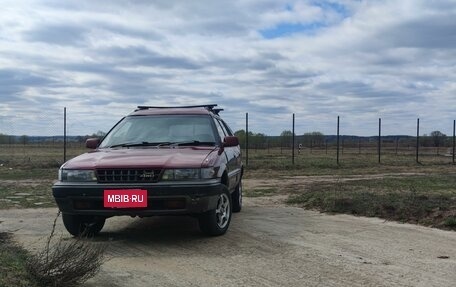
0, 167, 57, 209
242, 148, 456, 230
0, 143, 86, 168
285, 174, 456, 229
244, 147, 456, 177
0, 145, 455, 283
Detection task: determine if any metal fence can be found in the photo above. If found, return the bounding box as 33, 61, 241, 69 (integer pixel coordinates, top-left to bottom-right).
242, 113, 456, 167
1, 107, 85, 168
0, 108, 455, 168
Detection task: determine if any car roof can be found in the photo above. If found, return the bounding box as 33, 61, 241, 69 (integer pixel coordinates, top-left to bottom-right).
129, 105, 223, 117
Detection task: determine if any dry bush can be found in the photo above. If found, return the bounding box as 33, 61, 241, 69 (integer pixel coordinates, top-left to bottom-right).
26, 211, 107, 287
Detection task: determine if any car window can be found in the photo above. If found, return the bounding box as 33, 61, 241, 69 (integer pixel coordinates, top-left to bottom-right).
213, 118, 226, 141
220, 120, 233, 136
100, 115, 216, 147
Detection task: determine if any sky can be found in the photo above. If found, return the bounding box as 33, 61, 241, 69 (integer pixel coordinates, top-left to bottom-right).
1, 0, 456, 137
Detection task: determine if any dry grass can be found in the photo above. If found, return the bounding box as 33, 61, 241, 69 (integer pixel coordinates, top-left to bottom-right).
0, 166, 57, 209
26, 212, 107, 287
286, 174, 456, 229
0, 143, 86, 168
244, 147, 456, 178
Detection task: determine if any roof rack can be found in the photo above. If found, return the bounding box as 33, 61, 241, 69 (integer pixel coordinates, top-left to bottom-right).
212, 108, 224, 115
135, 104, 223, 114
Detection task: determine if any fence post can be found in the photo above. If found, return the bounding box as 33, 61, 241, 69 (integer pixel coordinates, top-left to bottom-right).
378, 118, 381, 163
336, 116, 340, 165
64, 107, 67, 163
292, 113, 295, 165
453, 119, 455, 165
245, 112, 248, 166
416, 118, 420, 164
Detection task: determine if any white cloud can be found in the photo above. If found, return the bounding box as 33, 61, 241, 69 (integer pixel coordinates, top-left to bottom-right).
0, 0, 455, 136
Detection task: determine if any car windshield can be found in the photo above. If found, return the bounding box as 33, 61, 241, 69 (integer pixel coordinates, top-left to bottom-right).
100, 115, 217, 148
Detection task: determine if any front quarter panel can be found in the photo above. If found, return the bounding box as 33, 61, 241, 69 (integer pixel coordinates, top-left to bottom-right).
224, 145, 242, 191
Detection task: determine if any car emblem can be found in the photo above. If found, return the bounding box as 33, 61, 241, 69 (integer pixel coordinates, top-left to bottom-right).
139, 172, 154, 178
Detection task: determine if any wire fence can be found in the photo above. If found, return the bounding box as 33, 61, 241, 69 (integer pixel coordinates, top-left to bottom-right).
241, 113, 456, 168
0, 108, 455, 168
0, 108, 85, 168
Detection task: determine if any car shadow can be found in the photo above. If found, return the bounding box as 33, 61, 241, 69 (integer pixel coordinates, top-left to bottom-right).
68, 215, 244, 258
94, 215, 205, 244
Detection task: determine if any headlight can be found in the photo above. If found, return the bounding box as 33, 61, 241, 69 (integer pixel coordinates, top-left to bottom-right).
201, 167, 217, 179
161, 168, 217, 181
59, 169, 97, 182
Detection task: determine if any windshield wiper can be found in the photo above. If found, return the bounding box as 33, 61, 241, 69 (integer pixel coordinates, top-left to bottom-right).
109, 140, 216, 148
157, 140, 216, 147
109, 141, 160, 148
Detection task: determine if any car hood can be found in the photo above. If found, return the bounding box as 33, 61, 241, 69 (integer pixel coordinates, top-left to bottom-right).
62, 147, 218, 169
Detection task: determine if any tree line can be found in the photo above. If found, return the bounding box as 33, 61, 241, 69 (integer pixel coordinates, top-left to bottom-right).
0, 130, 449, 148
0, 131, 107, 144
233, 130, 450, 149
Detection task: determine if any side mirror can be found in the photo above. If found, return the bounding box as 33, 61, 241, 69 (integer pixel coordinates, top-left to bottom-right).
86, 138, 100, 149
223, 136, 239, 147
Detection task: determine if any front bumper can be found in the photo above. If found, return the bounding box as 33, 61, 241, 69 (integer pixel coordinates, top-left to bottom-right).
52, 179, 222, 217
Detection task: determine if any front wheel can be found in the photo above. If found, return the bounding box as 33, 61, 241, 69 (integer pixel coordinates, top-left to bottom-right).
199, 187, 232, 236
62, 214, 105, 237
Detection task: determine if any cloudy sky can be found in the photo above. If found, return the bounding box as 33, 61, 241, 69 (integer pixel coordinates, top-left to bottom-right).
1, 0, 456, 136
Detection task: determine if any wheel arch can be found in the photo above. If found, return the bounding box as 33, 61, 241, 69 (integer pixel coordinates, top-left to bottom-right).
221, 170, 229, 187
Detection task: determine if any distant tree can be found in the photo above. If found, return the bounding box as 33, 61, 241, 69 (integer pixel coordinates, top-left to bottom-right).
302, 131, 325, 147
234, 130, 246, 148
0, 133, 8, 144
234, 129, 245, 139
95, 130, 107, 137
280, 130, 294, 137
88, 131, 107, 138
420, 133, 430, 147
20, 135, 29, 145
280, 130, 294, 148
250, 132, 267, 149
235, 130, 268, 149
430, 130, 446, 148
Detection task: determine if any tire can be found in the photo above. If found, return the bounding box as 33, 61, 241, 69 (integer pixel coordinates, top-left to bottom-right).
62, 214, 105, 237
231, 179, 242, 213
199, 186, 232, 236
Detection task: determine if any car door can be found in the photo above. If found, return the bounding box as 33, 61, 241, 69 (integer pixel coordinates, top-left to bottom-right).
215, 118, 241, 191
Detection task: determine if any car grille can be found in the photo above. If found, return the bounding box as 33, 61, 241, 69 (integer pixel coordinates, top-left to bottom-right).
96, 169, 162, 183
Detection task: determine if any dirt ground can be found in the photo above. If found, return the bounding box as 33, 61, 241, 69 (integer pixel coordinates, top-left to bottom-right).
1, 188, 456, 287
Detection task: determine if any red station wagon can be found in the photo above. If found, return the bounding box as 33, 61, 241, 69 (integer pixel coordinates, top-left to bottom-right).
52, 105, 243, 236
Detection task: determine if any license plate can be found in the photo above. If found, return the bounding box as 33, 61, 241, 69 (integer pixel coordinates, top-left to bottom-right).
103, 189, 148, 208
